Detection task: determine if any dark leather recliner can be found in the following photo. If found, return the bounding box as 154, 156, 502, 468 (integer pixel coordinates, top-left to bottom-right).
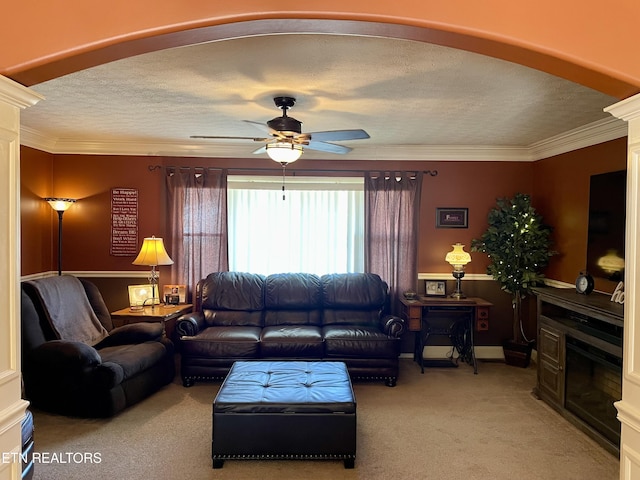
21, 275, 175, 417
177, 272, 405, 387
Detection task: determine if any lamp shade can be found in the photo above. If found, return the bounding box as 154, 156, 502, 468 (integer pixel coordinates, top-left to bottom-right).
266, 142, 303, 164
132, 236, 174, 266
445, 243, 471, 267
44, 197, 76, 211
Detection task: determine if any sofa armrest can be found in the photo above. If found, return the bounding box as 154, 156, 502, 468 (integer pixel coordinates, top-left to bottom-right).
381, 314, 405, 338
26, 340, 102, 372
24, 341, 127, 392
95, 322, 163, 347
175, 312, 205, 337
92, 361, 125, 389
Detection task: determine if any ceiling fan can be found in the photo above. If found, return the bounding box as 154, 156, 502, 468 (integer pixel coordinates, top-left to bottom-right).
191, 96, 370, 164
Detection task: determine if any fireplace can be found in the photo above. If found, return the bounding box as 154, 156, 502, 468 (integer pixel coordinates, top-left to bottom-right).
565, 336, 622, 446
534, 287, 624, 455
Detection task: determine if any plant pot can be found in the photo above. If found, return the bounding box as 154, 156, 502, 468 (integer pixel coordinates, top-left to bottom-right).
503, 339, 533, 368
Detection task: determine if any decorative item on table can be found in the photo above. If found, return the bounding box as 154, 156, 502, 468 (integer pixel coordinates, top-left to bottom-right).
445, 243, 471, 299
575, 271, 595, 295
132, 236, 174, 311
128, 284, 159, 311
425, 280, 446, 297
163, 284, 187, 305
403, 290, 417, 301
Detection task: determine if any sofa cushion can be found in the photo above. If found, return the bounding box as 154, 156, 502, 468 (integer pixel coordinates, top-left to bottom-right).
260, 325, 324, 357
201, 272, 265, 327
180, 326, 262, 358
323, 326, 400, 358
264, 273, 322, 326
321, 273, 387, 326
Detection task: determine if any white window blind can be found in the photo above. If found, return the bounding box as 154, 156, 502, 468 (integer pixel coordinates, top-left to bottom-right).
227, 176, 364, 275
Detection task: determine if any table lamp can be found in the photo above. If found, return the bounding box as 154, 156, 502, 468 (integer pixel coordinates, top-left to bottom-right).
132, 236, 174, 310
445, 243, 471, 299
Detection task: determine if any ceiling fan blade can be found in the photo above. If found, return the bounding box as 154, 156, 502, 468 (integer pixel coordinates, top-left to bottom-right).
308, 129, 370, 142
243, 120, 285, 138
252, 145, 268, 155
190, 135, 270, 141
306, 140, 352, 154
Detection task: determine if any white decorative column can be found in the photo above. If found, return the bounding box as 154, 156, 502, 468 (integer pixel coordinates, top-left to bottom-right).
0, 76, 42, 480
606, 93, 640, 480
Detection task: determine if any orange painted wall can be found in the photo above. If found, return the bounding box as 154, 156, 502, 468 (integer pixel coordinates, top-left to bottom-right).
19, 140, 626, 345
20, 151, 535, 276
21, 148, 54, 275
533, 137, 628, 291
20, 151, 170, 276
2, 2, 639, 99
21, 139, 627, 291
417, 161, 533, 277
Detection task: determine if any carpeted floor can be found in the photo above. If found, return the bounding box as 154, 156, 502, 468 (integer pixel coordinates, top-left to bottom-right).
30, 358, 619, 480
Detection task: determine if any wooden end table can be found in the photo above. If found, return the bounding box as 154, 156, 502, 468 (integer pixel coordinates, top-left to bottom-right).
111, 304, 193, 341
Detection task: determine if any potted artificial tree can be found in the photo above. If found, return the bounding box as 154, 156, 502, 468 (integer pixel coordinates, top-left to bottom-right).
471, 193, 556, 367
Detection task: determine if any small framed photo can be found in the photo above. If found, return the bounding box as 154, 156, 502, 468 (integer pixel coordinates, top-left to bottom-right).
436, 208, 468, 228
128, 284, 160, 309
425, 280, 447, 297
163, 284, 187, 304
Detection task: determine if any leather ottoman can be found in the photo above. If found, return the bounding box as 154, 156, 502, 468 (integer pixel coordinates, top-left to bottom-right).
212, 361, 356, 469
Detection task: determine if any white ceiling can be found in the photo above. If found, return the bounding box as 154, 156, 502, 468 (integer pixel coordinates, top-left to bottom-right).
19, 34, 626, 162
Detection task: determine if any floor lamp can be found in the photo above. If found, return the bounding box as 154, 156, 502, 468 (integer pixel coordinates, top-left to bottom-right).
132, 236, 174, 311
44, 198, 76, 276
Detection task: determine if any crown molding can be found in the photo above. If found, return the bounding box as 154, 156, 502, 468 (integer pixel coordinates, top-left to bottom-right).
20, 117, 628, 162
528, 117, 627, 159
0, 76, 44, 109
605, 92, 640, 122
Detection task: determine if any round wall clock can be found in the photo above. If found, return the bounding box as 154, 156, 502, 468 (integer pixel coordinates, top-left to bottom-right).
575, 271, 595, 295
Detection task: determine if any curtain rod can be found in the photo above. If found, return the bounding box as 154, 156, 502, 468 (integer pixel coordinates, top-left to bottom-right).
148, 165, 438, 176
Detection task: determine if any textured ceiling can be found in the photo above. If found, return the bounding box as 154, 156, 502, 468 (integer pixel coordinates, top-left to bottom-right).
19, 34, 623, 161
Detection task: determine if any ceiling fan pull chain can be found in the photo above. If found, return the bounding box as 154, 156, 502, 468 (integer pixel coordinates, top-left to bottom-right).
281, 163, 287, 200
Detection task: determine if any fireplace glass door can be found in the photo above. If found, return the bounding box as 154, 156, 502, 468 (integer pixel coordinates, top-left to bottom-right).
565, 336, 622, 447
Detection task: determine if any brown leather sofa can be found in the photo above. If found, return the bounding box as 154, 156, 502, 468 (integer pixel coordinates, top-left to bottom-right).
21, 275, 175, 417
176, 272, 405, 387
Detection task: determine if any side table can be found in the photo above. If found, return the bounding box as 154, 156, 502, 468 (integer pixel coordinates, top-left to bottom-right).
111, 304, 193, 341
399, 296, 492, 374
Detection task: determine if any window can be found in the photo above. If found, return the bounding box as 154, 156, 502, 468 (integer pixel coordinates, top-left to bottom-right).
227, 176, 364, 275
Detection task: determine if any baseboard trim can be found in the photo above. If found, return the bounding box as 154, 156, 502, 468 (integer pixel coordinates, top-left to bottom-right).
423, 345, 506, 360
401, 346, 506, 360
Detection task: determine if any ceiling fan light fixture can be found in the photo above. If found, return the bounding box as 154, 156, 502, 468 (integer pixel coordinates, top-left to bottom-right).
266, 142, 303, 164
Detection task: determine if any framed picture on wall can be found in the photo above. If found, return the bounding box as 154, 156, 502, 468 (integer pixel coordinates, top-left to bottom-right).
425, 280, 447, 297
436, 207, 468, 228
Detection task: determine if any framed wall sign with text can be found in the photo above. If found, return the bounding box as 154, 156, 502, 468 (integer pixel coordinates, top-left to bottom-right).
436, 208, 468, 228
